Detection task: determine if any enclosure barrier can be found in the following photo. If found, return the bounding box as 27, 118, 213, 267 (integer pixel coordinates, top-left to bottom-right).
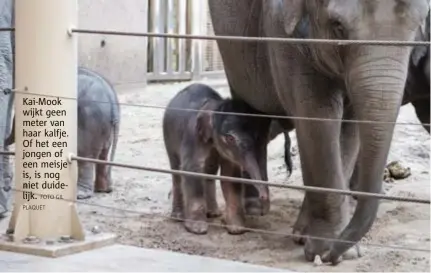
0, 0, 115, 258
0, 148, 429, 255
0, 4, 430, 264
9, 0, 82, 249
0, 88, 430, 257
145, 0, 226, 82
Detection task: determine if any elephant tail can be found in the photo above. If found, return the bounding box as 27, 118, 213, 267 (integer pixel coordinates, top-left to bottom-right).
107, 87, 120, 183
108, 118, 119, 175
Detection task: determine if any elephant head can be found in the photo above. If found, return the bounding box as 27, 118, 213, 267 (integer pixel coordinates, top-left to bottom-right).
281, 0, 430, 262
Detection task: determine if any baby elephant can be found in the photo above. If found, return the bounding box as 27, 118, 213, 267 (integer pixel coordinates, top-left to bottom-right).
163, 83, 271, 235
6, 67, 120, 199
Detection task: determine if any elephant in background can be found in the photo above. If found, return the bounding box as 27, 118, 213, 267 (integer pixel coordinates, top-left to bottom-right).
0, 0, 14, 219
403, 11, 430, 134
5, 67, 121, 200
208, 0, 429, 264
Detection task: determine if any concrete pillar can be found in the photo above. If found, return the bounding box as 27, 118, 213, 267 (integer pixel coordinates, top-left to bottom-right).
9, 0, 84, 242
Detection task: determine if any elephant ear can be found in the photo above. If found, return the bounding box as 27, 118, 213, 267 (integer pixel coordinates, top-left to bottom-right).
411, 45, 428, 67
282, 0, 305, 36
196, 110, 213, 144
410, 17, 429, 68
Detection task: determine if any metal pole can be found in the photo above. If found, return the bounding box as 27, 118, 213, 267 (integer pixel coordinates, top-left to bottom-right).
191, 0, 202, 80
9, 0, 84, 242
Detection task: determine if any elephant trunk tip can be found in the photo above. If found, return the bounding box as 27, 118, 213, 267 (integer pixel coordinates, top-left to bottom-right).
257, 185, 269, 202
324, 198, 379, 264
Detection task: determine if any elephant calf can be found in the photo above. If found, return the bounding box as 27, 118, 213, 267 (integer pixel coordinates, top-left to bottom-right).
6, 67, 120, 200
163, 83, 271, 235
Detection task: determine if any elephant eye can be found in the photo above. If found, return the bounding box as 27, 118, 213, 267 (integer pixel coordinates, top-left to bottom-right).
329, 18, 346, 39
224, 134, 236, 145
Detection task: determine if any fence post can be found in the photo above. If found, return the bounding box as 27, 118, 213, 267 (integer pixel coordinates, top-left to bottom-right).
2, 0, 116, 258
8, 0, 83, 243
191, 0, 203, 81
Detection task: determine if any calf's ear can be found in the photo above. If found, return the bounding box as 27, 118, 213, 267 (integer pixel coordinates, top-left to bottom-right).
196, 112, 213, 143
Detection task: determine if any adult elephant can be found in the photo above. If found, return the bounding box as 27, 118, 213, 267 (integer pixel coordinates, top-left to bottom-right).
0, 0, 14, 219
404, 11, 430, 134
208, 0, 429, 264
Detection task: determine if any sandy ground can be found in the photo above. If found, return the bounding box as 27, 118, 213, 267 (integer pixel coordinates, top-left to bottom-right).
6, 80, 430, 272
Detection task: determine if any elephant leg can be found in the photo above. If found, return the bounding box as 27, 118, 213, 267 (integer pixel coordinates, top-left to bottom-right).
293, 102, 359, 246
168, 154, 183, 220
243, 119, 272, 216
77, 160, 95, 200
412, 99, 430, 134
205, 157, 221, 218
292, 194, 309, 245
95, 145, 112, 193
292, 89, 349, 261
220, 161, 246, 234
340, 107, 360, 189
180, 160, 208, 235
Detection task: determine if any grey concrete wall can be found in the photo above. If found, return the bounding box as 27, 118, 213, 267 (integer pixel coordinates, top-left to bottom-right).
78, 0, 148, 86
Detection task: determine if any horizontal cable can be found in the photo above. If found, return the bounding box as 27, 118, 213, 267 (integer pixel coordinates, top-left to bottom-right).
6, 185, 431, 254
6, 89, 430, 127
0, 26, 429, 47
70, 28, 431, 47
69, 154, 430, 204
1, 151, 427, 203
0, 151, 15, 156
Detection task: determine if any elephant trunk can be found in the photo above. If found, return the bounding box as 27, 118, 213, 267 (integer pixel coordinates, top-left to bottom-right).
243, 152, 269, 202
329, 46, 411, 261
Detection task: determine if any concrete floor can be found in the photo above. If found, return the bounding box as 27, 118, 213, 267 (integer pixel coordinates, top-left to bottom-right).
0, 244, 286, 272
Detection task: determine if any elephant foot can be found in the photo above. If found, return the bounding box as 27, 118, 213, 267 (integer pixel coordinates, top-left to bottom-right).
244, 197, 269, 216
207, 208, 221, 218
206, 199, 221, 218
170, 207, 184, 221
184, 199, 208, 235
77, 187, 94, 200
302, 215, 348, 264
292, 226, 307, 245
94, 187, 113, 194
94, 176, 112, 193
221, 212, 247, 235
304, 233, 333, 263
319, 244, 362, 265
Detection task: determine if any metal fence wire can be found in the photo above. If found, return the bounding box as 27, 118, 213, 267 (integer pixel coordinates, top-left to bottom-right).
0, 24, 429, 259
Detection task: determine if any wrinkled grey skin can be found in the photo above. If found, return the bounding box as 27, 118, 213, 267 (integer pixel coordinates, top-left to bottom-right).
6, 67, 120, 200
351, 11, 431, 194
0, 0, 14, 218
270, 12, 431, 195
208, 0, 429, 264
163, 83, 271, 235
